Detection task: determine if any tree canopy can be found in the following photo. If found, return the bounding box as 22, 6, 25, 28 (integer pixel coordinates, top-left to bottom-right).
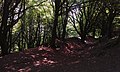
0, 0, 120, 56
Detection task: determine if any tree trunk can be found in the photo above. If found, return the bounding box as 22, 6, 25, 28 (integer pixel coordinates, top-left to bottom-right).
107, 12, 116, 38
1, 34, 9, 55
62, 0, 69, 41
92, 25, 96, 38
51, 0, 60, 48
81, 33, 86, 44
0, 0, 11, 56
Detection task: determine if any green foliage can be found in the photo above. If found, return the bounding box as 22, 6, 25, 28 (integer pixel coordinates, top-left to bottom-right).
0, 0, 119, 55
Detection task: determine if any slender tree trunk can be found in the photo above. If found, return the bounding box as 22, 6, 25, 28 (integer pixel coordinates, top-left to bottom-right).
8, 28, 12, 53
62, 0, 69, 41
107, 12, 116, 38
42, 27, 46, 44
51, 0, 60, 48
0, 0, 11, 55
101, 19, 107, 37
35, 19, 41, 46
80, 33, 86, 44
92, 26, 96, 38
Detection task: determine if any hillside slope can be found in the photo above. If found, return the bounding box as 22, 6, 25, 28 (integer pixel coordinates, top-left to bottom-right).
0, 37, 120, 72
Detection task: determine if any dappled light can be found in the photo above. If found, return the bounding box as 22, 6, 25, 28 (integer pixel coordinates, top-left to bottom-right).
0, 38, 94, 71
0, 0, 120, 71
0, 36, 120, 71
33, 57, 57, 67
18, 67, 31, 72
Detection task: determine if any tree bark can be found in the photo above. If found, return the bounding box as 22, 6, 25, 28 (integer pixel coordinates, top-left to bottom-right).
0, 0, 11, 55
62, 0, 69, 41
51, 0, 60, 48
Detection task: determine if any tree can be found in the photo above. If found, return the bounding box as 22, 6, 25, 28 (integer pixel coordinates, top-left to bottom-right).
0, 0, 45, 55
50, 0, 61, 48
69, 0, 100, 43
0, 0, 25, 55
100, 0, 119, 38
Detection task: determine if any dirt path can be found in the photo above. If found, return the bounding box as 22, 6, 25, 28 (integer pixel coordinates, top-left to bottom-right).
0, 43, 120, 72
40, 44, 120, 72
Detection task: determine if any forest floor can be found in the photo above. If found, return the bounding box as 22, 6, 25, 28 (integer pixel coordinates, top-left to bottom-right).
0, 37, 120, 72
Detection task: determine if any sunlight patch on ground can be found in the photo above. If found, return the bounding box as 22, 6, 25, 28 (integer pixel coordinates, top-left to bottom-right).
33, 60, 42, 67
38, 47, 53, 52
18, 67, 31, 72
68, 61, 80, 65
31, 55, 36, 58
42, 58, 57, 65
33, 57, 57, 67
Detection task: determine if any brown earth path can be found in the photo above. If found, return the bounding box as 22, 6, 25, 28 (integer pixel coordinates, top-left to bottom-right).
0, 41, 120, 72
